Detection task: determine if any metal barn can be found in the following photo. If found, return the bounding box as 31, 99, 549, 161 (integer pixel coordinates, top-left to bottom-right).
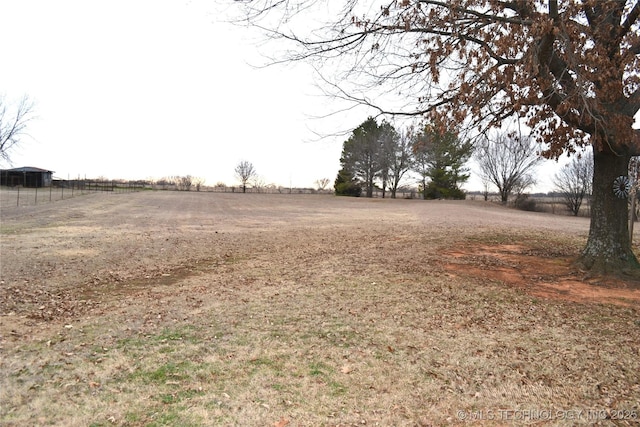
0, 166, 54, 187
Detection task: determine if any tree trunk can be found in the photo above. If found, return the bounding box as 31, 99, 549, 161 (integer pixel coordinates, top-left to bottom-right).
579, 150, 639, 273
366, 177, 374, 198
630, 187, 636, 242
500, 188, 508, 204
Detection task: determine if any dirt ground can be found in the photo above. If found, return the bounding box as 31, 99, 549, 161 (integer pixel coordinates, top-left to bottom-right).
1, 191, 639, 426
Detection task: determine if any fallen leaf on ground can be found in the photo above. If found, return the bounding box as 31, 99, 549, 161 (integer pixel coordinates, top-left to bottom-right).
273, 417, 289, 427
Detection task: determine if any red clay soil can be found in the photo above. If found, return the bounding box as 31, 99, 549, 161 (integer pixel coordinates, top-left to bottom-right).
442, 243, 640, 307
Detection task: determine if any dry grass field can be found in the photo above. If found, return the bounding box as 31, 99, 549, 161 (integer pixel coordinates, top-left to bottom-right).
1, 191, 639, 426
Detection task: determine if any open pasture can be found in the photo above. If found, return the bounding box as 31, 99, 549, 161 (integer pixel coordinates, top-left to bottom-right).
1, 192, 639, 426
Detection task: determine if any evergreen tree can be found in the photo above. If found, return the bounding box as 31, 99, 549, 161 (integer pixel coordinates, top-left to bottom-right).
339, 117, 383, 197
412, 125, 472, 200
334, 168, 362, 197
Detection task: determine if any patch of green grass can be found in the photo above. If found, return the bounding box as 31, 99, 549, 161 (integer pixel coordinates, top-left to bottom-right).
160, 393, 177, 404
158, 389, 205, 405
271, 382, 286, 391
39, 362, 63, 374
115, 326, 204, 358
129, 361, 191, 384
194, 366, 225, 382
306, 361, 347, 395
156, 326, 198, 342
121, 403, 204, 427
125, 411, 141, 423
115, 335, 148, 352
309, 361, 332, 377
146, 411, 181, 427
327, 379, 348, 396
246, 355, 289, 380
249, 356, 278, 369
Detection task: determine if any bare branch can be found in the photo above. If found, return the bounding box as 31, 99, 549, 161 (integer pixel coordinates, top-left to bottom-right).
0, 94, 36, 164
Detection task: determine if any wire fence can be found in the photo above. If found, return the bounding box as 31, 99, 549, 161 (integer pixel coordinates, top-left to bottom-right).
1, 179, 422, 209
0, 179, 145, 207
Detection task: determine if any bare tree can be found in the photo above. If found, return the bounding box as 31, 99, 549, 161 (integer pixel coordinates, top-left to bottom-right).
192, 176, 206, 192
235, 1, 640, 272
481, 179, 491, 202
411, 135, 430, 200
0, 95, 36, 164
156, 177, 172, 190
315, 178, 330, 191
175, 175, 193, 191
475, 133, 543, 204
554, 151, 594, 216
382, 123, 413, 199
252, 175, 267, 193
164, 176, 178, 190
235, 160, 257, 193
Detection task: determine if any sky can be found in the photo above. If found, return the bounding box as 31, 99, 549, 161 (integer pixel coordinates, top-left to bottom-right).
0, 0, 582, 192
0, 0, 361, 189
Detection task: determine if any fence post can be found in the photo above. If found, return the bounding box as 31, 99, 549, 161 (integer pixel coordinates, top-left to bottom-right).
50, 184, 52, 202
16, 187, 20, 206
35, 186, 38, 204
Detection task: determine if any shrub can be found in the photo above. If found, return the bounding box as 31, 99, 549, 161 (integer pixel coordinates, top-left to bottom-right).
514, 194, 538, 211
334, 169, 362, 197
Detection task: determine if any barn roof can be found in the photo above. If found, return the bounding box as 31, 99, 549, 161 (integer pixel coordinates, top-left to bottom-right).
1, 166, 55, 173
